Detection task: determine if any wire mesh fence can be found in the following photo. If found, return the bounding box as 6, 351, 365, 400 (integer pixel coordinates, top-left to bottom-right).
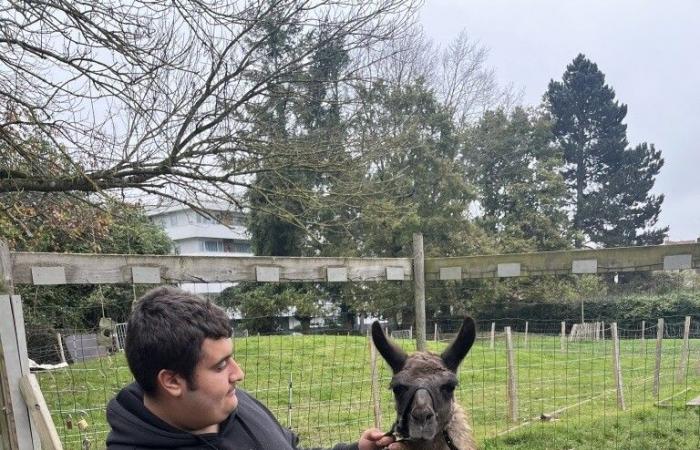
19, 274, 700, 450
4, 243, 697, 449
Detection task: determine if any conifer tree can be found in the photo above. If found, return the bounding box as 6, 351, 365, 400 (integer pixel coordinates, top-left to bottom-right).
546, 54, 667, 247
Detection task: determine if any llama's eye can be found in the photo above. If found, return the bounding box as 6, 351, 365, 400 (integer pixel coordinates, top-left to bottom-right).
392, 384, 407, 395
441, 383, 456, 394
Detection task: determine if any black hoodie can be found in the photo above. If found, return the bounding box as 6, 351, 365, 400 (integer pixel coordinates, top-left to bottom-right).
106, 383, 359, 450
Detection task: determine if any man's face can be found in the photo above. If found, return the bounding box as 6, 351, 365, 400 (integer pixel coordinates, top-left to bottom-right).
179, 337, 244, 430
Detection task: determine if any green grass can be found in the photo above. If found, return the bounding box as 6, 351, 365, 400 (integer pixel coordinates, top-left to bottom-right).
36, 333, 700, 449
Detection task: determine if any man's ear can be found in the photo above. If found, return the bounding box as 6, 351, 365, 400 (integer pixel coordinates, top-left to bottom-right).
156, 369, 186, 397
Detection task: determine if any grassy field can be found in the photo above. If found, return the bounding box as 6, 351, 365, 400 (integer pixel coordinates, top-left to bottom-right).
36, 332, 700, 449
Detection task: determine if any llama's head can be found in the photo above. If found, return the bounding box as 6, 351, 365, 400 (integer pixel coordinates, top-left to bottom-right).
371, 318, 476, 443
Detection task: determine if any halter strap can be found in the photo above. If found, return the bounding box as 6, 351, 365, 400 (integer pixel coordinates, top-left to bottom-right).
386, 385, 459, 449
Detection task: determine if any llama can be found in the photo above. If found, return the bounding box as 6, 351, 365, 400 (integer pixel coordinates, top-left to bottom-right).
371, 318, 477, 450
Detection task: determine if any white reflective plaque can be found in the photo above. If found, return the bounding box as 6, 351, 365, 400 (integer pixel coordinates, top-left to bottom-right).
326, 267, 348, 282
31, 266, 67, 285
256, 266, 280, 282
663, 254, 692, 271
439, 266, 462, 280
572, 259, 598, 274
497, 263, 521, 278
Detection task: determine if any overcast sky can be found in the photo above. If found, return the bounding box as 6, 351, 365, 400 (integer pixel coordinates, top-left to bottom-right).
420, 0, 699, 241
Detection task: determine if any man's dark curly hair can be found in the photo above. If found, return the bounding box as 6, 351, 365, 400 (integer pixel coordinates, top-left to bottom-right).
125, 286, 232, 395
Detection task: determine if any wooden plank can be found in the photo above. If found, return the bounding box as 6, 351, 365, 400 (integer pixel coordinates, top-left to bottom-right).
19, 374, 63, 450
655, 388, 691, 408
686, 395, 700, 407
11, 253, 413, 284
424, 243, 700, 280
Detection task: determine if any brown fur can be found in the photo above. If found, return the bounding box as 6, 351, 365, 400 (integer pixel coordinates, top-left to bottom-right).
372, 318, 477, 450
393, 353, 476, 450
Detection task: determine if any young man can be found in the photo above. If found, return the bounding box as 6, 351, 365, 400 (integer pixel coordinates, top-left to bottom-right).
106, 286, 403, 450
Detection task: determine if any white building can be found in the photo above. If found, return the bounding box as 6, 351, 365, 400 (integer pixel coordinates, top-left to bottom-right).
147, 203, 338, 329
147, 203, 253, 295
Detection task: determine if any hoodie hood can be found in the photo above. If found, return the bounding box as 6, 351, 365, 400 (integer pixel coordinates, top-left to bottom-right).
106, 383, 296, 449
107, 383, 223, 448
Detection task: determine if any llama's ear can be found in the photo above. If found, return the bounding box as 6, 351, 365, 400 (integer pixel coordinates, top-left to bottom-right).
441, 317, 476, 372
371, 321, 407, 373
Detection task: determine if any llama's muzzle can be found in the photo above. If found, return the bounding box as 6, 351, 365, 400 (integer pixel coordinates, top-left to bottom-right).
407, 388, 438, 440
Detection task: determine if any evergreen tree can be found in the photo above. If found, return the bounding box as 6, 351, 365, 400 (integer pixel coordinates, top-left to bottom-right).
465, 107, 571, 252
545, 54, 667, 247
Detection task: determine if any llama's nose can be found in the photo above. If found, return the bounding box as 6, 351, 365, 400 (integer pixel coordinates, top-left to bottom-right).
411, 389, 435, 423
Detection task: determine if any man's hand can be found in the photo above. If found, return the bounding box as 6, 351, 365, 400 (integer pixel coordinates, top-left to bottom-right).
357, 428, 407, 450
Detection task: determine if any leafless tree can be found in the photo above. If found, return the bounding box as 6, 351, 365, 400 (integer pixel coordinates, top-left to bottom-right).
1, 0, 419, 222
372, 27, 519, 127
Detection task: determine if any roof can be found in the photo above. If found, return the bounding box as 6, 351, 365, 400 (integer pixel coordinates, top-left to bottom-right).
146, 202, 244, 217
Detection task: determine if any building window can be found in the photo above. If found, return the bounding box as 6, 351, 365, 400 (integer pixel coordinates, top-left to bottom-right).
225, 241, 252, 254
196, 213, 215, 224
234, 242, 251, 253
202, 240, 224, 252
169, 214, 178, 226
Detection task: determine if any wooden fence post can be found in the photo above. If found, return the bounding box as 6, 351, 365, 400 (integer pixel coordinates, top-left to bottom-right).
369, 328, 382, 429
653, 318, 664, 397
19, 374, 63, 450
56, 333, 67, 365
0, 241, 15, 450
677, 316, 691, 383
413, 234, 426, 352
611, 323, 626, 410
641, 320, 645, 343
287, 373, 293, 428
1, 241, 42, 449
434, 323, 439, 345
505, 327, 518, 423
0, 294, 41, 449
524, 321, 529, 348
490, 322, 496, 349
560, 321, 566, 352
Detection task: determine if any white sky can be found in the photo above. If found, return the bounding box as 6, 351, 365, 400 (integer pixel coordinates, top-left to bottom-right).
420, 0, 700, 241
